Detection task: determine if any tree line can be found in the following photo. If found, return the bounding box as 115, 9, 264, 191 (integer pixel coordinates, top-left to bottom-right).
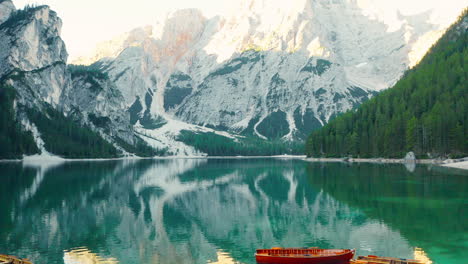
306, 10, 467, 159
0, 85, 38, 159
27, 106, 120, 158
179, 130, 304, 156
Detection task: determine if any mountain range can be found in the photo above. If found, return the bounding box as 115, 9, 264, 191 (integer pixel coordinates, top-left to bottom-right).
306, 10, 467, 158
0, 0, 465, 158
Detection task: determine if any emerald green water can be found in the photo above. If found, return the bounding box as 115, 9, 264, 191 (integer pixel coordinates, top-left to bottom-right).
0, 159, 466, 264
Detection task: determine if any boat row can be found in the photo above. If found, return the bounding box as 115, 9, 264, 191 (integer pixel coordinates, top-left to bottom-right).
255, 247, 424, 264
1, 248, 426, 264
353, 255, 424, 264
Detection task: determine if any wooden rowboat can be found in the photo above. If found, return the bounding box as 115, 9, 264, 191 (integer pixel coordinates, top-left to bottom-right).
352, 255, 423, 264
255, 247, 355, 264
0, 254, 33, 264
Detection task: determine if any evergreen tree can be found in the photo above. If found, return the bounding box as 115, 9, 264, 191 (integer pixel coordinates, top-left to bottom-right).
178, 131, 304, 156
26, 106, 119, 158
0, 85, 39, 159
306, 10, 468, 159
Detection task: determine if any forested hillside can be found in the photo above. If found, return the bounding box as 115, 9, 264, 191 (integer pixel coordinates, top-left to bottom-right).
0, 82, 121, 159
26, 106, 119, 159
178, 131, 304, 156
0, 85, 38, 159
306, 10, 467, 159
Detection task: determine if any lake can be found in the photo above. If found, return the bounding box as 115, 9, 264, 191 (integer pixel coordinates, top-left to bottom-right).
0, 158, 466, 264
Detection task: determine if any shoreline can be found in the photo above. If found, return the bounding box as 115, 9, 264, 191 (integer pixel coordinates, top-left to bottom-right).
305, 157, 468, 171
0, 154, 307, 163
305, 157, 439, 164
1, 155, 466, 171
442, 160, 468, 170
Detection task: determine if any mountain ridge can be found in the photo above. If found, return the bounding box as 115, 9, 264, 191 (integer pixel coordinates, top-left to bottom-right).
0, 0, 466, 158
0, 1, 157, 158
72, 0, 460, 148
306, 9, 468, 158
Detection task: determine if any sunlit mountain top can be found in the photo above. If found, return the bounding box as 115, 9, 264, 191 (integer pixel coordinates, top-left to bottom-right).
13, 0, 467, 60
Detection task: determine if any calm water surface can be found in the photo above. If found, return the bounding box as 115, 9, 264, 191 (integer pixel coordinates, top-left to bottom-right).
0, 159, 466, 264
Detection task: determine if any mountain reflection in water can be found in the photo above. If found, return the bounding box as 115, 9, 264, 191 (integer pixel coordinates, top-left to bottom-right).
0, 159, 465, 264
64, 247, 118, 264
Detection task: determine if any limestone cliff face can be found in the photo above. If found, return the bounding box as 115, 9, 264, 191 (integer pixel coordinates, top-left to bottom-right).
0, 0, 464, 156
61, 69, 135, 144
0, 0, 15, 24
0, 3, 69, 107
75, 0, 459, 141
0, 1, 135, 155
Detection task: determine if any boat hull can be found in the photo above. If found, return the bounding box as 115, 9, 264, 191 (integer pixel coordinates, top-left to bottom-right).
353, 255, 423, 264
255, 249, 354, 264
0, 254, 33, 264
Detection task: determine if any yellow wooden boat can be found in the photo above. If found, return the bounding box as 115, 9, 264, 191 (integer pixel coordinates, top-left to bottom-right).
0, 254, 33, 264
352, 255, 423, 264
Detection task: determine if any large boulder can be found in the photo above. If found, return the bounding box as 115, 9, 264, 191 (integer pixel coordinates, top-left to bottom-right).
404, 152, 416, 162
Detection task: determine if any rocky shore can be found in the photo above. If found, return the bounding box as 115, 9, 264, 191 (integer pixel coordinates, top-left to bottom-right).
305, 155, 468, 171
442, 160, 468, 170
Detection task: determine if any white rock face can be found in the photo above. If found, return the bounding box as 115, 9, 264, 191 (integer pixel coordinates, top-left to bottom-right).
0, 4, 69, 107
0, 0, 15, 24
74, 0, 462, 140
1, 0, 464, 156
404, 151, 416, 161
0, 3, 136, 153
60, 72, 135, 144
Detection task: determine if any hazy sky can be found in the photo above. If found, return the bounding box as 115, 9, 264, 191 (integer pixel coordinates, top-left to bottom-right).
13, 0, 468, 60
14, 0, 233, 59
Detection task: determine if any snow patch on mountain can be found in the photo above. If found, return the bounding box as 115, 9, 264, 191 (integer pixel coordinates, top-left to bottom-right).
3, 0, 464, 156
21, 118, 47, 154
134, 119, 243, 156
70, 0, 465, 142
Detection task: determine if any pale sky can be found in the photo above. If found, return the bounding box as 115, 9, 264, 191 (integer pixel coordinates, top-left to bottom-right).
14, 0, 233, 59
13, 0, 468, 60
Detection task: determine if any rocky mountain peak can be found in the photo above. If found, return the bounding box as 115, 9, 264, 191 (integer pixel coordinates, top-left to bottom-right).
1, 1, 465, 158
0, 4, 67, 74
0, 3, 68, 107
67, 0, 465, 146
0, 0, 15, 24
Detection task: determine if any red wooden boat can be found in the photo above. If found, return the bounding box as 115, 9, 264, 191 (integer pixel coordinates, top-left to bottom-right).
255, 247, 355, 264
